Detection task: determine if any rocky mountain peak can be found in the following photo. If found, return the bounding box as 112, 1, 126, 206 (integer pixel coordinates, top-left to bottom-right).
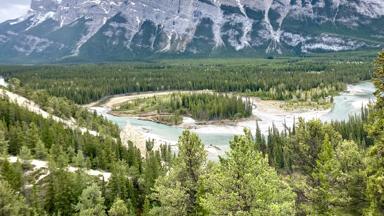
0, 0, 383, 63
30, 0, 60, 12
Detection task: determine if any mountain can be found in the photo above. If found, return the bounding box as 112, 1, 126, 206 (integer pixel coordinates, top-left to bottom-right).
0, 0, 383, 63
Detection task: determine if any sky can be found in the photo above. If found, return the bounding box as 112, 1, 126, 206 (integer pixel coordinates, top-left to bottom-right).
0, 0, 31, 22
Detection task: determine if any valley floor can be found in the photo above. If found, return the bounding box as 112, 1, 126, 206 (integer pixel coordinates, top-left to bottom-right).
88, 81, 375, 159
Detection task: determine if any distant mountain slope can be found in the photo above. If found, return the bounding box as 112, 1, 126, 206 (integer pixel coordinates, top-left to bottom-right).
0, 0, 383, 63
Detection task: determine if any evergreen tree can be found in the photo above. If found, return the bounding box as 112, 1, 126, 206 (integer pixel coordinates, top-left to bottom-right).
254, 121, 266, 155
0, 180, 30, 216
335, 140, 366, 214
106, 161, 132, 205
309, 137, 367, 215
291, 119, 342, 174
365, 51, 384, 215
1, 160, 23, 191
44, 160, 85, 216
310, 134, 337, 214
26, 123, 40, 153
19, 146, 32, 161
143, 149, 161, 194
151, 130, 207, 215
200, 129, 296, 215
108, 198, 130, 216
142, 197, 151, 216
34, 139, 48, 160
73, 150, 87, 168
0, 122, 8, 157
76, 183, 106, 216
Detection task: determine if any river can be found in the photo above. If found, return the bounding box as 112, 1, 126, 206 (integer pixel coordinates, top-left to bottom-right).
92, 81, 376, 159
0, 76, 376, 159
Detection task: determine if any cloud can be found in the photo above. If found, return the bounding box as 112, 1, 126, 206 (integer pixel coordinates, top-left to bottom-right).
0, 1, 31, 22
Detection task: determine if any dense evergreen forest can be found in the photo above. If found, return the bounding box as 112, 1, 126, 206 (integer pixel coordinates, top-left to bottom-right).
0, 52, 383, 215
115, 93, 252, 122
5, 77, 120, 138
0, 56, 373, 104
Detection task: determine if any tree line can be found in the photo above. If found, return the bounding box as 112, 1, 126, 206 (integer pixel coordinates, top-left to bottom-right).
0, 57, 372, 104
116, 93, 252, 121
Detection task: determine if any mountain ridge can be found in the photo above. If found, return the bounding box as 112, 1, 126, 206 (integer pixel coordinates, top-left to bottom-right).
0, 0, 383, 63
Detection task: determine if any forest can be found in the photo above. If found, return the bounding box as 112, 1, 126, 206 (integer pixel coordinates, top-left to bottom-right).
0, 52, 383, 215
114, 93, 252, 123
0, 56, 373, 104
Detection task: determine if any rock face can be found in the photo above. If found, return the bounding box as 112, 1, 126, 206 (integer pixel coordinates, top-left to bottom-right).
0, 0, 383, 62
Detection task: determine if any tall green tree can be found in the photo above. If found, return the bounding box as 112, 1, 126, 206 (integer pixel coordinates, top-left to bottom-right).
0, 122, 8, 157
310, 134, 338, 215
290, 119, 342, 174
143, 149, 161, 194
1, 160, 23, 191
200, 130, 296, 215
108, 198, 132, 216
365, 52, 384, 215
106, 161, 136, 207
26, 123, 40, 153
150, 130, 207, 215
34, 139, 48, 160
76, 183, 106, 216
0, 179, 30, 215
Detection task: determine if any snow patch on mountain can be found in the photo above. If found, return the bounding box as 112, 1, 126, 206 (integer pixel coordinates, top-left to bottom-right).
301, 34, 366, 53
352, 0, 384, 18
0, 0, 383, 61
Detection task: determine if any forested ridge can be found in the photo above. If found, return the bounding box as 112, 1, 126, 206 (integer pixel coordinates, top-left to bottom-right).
0, 53, 383, 215
0, 57, 372, 104
5, 78, 120, 138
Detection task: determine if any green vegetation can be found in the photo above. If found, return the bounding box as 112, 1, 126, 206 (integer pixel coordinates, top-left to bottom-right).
0, 93, 173, 215
364, 52, 384, 215
200, 130, 296, 215
0, 52, 383, 215
0, 56, 373, 105
114, 93, 252, 123
7, 77, 120, 138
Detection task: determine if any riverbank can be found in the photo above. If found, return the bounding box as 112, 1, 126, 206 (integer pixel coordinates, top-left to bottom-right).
97, 89, 330, 129
89, 81, 375, 158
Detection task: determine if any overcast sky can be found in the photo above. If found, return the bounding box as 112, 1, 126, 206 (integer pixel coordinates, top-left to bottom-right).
0, 0, 31, 22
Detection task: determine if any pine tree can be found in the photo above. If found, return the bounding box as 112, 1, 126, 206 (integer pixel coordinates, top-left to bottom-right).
142, 197, 151, 216
335, 140, 366, 214
200, 129, 296, 215
34, 139, 48, 160
0, 127, 8, 157
44, 159, 85, 216
150, 130, 207, 215
26, 122, 40, 153
254, 121, 266, 155
365, 51, 384, 215
107, 161, 130, 201
291, 119, 342, 174
310, 134, 337, 214
73, 150, 87, 168
0, 179, 30, 215
108, 198, 129, 216
76, 183, 106, 216
1, 160, 23, 191
143, 150, 161, 194
19, 145, 32, 161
